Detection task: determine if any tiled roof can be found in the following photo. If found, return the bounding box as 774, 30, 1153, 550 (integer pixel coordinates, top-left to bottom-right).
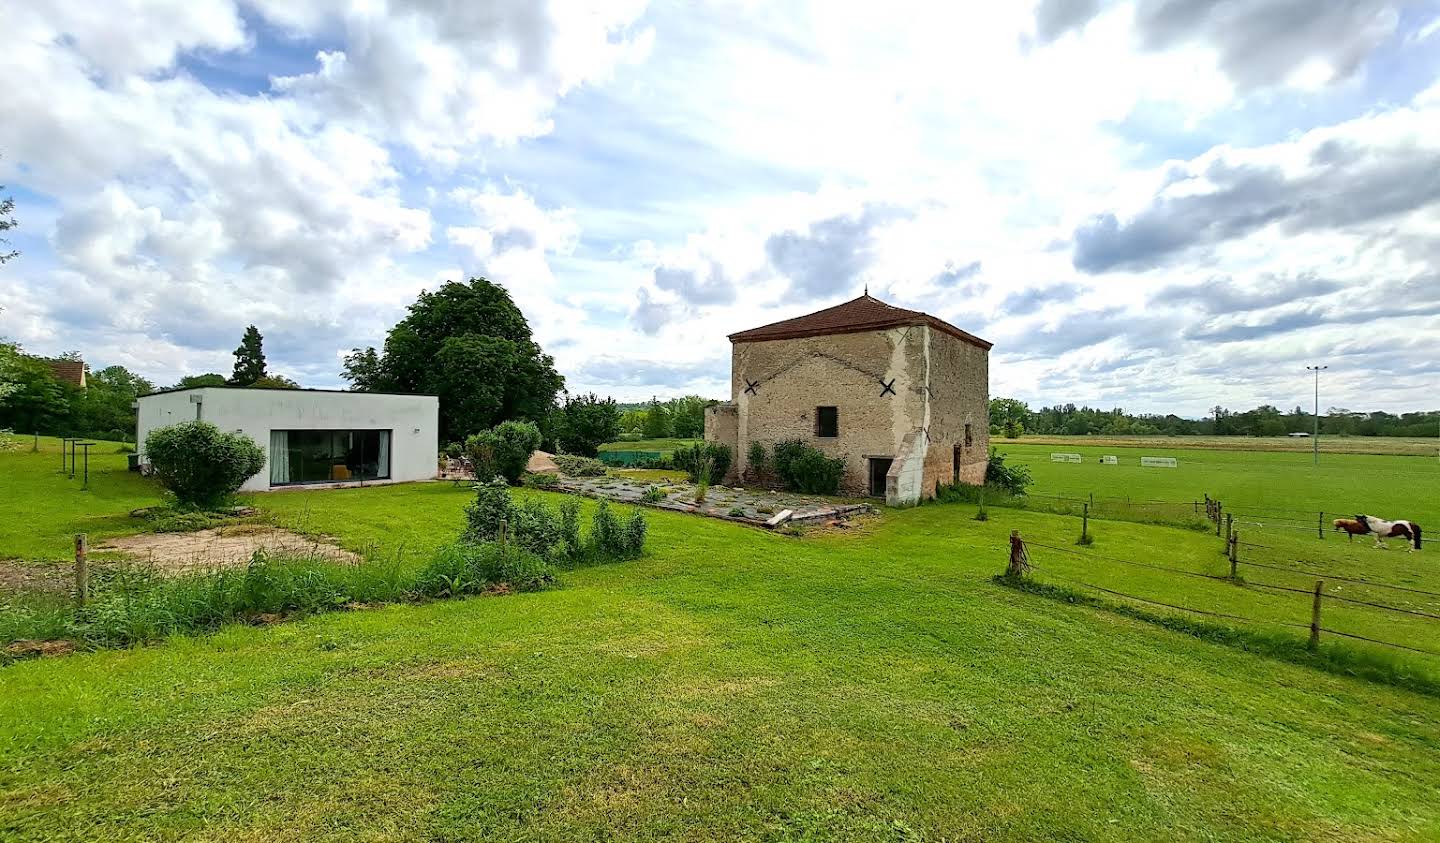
727, 295, 991, 349
45, 360, 87, 387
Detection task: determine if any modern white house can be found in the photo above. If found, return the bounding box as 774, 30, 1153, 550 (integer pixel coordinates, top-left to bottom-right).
135, 387, 440, 492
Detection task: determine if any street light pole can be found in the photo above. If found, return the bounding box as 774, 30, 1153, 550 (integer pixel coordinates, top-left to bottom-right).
1306, 365, 1327, 465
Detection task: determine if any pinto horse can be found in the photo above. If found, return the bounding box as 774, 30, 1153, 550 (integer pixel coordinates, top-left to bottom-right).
1355, 514, 1423, 551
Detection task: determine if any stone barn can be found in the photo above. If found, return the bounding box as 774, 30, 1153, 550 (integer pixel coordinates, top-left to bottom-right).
705, 294, 991, 506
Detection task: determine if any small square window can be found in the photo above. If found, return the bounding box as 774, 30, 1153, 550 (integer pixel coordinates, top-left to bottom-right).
816, 406, 838, 438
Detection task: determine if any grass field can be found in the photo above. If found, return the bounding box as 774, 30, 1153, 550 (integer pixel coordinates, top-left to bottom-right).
996, 441, 1440, 528
598, 437, 702, 455
5, 435, 1440, 839
1013, 433, 1440, 457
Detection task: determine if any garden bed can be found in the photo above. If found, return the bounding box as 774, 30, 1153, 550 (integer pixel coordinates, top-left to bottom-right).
553, 475, 872, 528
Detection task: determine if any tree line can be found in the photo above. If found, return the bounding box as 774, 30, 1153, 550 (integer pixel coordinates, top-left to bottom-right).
990, 398, 1440, 439
0, 325, 299, 441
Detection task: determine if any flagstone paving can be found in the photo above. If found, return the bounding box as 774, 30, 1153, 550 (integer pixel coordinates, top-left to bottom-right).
553, 475, 873, 527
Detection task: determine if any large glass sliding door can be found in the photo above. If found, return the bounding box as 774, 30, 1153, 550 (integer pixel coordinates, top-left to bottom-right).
269, 429, 391, 485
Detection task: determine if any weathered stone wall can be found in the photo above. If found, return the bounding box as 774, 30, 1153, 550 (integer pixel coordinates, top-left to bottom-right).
729, 328, 928, 495
922, 327, 990, 489
703, 402, 740, 483
725, 322, 989, 502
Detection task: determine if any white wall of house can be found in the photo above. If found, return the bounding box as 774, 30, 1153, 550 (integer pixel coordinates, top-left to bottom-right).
136, 387, 439, 492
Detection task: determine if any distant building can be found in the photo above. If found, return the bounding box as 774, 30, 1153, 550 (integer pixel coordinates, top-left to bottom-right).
1288, 431, 1311, 437
136, 387, 439, 492
705, 294, 991, 506
45, 359, 87, 389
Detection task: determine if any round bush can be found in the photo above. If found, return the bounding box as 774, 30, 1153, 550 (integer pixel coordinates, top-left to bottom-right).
144, 421, 266, 509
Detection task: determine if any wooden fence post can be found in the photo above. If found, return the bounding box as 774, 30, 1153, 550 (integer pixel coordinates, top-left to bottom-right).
1309, 580, 1324, 651
1006, 531, 1029, 578
1215, 503, 1223, 537
74, 533, 89, 605
1229, 531, 1238, 579
499, 519, 508, 553
1318, 511, 1324, 540
1079, 502, 1091, 545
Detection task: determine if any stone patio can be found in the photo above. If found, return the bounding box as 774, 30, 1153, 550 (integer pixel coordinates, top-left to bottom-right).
553, 475, 873, 528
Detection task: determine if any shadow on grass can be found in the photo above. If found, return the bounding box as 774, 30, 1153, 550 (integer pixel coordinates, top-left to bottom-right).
994, 574, 1440, 698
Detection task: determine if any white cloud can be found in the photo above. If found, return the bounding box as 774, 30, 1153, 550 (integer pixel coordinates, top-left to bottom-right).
1, 0, 1438, 411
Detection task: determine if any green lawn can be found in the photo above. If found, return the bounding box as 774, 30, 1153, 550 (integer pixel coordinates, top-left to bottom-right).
997, 441, 1440, 527
598, 437, 702, 455
5, 437, 1440, 839
0, 436, 162, 561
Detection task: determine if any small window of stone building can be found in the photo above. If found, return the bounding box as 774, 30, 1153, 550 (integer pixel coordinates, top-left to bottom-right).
964, 423, 973, 447
815, 406, 838, 438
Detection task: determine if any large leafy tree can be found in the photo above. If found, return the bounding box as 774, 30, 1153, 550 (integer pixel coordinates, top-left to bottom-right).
343, 278, 563, 442
0, 346, 76, 434
174, 373, 228, 389
553, 392, 621, 457
1, 165, 18, 264
74, 365, 153, 437
230, 325, 267, 386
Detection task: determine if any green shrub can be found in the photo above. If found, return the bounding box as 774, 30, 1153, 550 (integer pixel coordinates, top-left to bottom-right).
985, 448, 1033, 496
415, 543, 550, 596
771, 439, 845, 495
746, 442, 768, 482
622, 509, 648, 558
554, 454, 607, 477
463, 478, 515, 542
640, 486, 666, 504
144, 421, 266, 509
590, 500, 622, 556
522, 472, 559, 489
512, 497, 561, 558
727, 507, 746, 517
673, 442, 731, 484
464, 420, 542, 485
558, 498, 582, 558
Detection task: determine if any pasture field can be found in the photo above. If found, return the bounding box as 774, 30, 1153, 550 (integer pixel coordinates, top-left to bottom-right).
5, 435, 1440, 839
1015, 433, 1440, 457
996, 441, 1440, 528
598, 437, 702, 455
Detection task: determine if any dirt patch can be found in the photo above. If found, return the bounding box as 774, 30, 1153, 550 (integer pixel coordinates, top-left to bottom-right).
527, 450, 560, 474
0, 560, 73, 593
4, 639, 78, 659
98, 527, 361, 574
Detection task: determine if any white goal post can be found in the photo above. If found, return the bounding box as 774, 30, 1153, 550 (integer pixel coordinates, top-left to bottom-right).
1050, 453, 1083, 463
1140, 456, 1178, 468
1100, 455, 1118, 464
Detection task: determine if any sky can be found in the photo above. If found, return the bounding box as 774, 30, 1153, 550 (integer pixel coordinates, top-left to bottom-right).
2, 0, 1439, 416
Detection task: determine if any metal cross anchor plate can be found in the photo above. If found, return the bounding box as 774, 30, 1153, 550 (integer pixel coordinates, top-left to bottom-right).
879, 378, 896, 396
743, 379, 760, 395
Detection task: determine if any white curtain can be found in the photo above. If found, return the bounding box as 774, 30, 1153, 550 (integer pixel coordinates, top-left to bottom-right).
269, 430, 289, 485
376, 431, 391, 479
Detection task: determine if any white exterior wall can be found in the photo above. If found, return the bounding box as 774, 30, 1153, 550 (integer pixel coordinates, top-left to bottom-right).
136, 388, 439, 492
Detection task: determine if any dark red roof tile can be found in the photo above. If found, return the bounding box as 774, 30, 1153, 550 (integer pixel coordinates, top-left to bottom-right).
728, 295, 991, 349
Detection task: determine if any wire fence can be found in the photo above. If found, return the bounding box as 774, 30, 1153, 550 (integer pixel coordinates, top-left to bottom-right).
1004, 532, 1440, 660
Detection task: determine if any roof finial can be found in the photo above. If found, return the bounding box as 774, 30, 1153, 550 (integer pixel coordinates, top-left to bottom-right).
863, 284, 868, 297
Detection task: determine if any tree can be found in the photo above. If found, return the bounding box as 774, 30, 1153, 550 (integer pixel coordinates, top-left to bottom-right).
553, 392, 620, 456
1, 171, 18, 264
342, 278, 564, 442
0, 346, 75, 434
250, 374, 300, 389
667, 395, 710, 438
74, 365, 153, 438
230, 325, 268, 386
174, 373, 228, 389
642, 396, 672, 438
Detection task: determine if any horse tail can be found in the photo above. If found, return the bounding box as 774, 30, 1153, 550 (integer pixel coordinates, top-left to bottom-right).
1414, 522, 1422, 550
